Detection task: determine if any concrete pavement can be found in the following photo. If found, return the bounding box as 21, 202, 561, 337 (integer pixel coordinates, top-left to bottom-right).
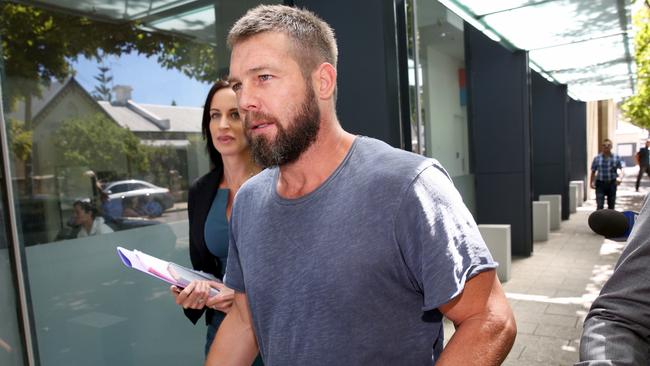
444, 166, 649, 365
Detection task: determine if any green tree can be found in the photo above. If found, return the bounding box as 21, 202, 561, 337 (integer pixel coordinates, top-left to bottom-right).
621, 1, 650, 129
92, 65, 113, 102
0, 1, 219, 194
53, 113, 149, 176
6, 118, 32, 162
0, 2, 219, 111
144, 144, 181, 187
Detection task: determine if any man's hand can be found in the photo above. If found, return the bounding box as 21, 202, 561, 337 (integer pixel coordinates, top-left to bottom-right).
436, 270, 516, 366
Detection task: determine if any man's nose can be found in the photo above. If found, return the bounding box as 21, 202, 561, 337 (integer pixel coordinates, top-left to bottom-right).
238, 86, 260, 112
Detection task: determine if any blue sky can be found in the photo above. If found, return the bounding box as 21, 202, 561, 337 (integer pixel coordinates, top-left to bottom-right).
72, 53, 212, 107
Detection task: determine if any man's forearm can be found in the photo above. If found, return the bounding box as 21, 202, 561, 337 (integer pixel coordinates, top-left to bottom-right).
437, 273, 516, 365
436, 312, 516, 365
205, 298, 259, 365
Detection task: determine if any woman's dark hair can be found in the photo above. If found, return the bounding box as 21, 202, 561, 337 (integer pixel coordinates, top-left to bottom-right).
201, 80, 232, 171
74, 200, 97, 219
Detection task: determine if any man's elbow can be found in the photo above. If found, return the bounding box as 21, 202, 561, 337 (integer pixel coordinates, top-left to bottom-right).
501, 312, 518, 344
489, 307, 517, 351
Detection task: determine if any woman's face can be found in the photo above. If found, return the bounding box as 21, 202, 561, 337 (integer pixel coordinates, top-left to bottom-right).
73, 204, 92, 226
209, 88, 248, 157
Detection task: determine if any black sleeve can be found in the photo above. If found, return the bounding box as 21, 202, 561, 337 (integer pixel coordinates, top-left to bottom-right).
579, 195, 650, 364
182, 171, 222, 325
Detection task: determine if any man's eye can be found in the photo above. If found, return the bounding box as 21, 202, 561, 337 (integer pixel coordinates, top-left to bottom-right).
259, 75, 272, 82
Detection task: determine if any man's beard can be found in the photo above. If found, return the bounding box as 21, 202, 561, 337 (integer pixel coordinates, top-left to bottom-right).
244, 86, 321, 168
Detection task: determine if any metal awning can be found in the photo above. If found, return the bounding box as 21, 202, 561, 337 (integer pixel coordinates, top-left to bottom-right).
21, 0, 220, 44
441, 0, 637, 101
22, 0, 637, 101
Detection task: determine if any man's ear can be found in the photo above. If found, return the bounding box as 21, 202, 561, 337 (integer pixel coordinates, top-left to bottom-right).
314, 63, 337, 100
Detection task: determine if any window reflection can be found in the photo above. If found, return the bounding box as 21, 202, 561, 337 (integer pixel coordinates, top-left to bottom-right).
1, 1, 277, 364
409, 0, 476, 213
0, 177, 24, 366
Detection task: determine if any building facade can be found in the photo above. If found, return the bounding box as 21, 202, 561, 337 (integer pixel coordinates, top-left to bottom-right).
1, 0, 616, 365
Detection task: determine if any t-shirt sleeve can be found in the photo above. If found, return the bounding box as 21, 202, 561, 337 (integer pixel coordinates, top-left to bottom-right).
394, 163, 497, 311
591, 157, 597, 172
224, 207, 246, 293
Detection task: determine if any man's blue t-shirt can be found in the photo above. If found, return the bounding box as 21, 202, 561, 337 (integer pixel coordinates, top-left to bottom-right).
225, 136, 496, 365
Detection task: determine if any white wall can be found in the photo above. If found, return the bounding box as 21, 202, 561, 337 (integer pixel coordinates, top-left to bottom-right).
422, 45, 469, 178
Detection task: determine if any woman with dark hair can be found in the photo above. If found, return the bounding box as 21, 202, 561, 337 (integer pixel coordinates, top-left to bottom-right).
169, 80, 261, 360
72, 200, 113, 237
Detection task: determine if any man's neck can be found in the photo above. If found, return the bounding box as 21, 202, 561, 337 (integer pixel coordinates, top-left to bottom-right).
276, 120, 355, 199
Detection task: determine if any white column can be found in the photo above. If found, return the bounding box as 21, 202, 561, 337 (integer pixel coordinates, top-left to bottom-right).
478, 224, 511, 283
539, 194, 562, 230
533, 201, 550, 241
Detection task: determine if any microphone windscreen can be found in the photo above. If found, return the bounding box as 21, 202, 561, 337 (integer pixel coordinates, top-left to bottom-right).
588, 209, 629, 238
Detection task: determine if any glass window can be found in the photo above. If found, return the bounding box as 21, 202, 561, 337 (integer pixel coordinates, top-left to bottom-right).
408, 0, 476, 213
0, 1, 279, 364
0, 165, 25, 366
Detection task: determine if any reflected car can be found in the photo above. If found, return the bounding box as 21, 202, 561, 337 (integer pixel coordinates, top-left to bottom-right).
102, 180, 174, 212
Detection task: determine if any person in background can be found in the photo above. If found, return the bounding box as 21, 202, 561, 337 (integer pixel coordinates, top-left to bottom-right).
590, 139, 624, 210
577, 194, 650, 365
168, 80, 262, 363
635, 139, 650, 192
72, 200, 113, 237
207, 5, 516, 365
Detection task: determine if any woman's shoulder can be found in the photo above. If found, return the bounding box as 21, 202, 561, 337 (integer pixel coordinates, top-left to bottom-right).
189, 169, 222, 195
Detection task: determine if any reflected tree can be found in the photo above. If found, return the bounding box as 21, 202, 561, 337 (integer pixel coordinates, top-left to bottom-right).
52, 113, 149, 178
144, 144, 182, 189
92, 65, 113, 102
0, 1, 219, 194
1, 2, 219, 111
6, 118, 32, 162
622, 1, 650, 129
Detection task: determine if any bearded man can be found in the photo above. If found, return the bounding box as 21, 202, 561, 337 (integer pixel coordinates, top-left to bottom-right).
206, 5, 516, 366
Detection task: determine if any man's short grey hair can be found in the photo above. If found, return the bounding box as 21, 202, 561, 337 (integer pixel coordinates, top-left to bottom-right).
228, 5, 338, 76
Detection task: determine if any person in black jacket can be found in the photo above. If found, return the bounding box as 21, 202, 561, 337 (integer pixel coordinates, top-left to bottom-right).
168, 80, 261, 360
635, 139, 650, 192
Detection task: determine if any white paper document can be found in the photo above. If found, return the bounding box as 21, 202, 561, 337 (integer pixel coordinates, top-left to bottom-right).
116, 246, 220, 297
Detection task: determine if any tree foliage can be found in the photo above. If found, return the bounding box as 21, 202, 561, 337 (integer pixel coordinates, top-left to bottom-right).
6, 118, 32, 161
144, 144, 182, 188
92, 65, 113, 102
621, 2, 650, 129
53, 113, 149, 175
0, 2, 219, 110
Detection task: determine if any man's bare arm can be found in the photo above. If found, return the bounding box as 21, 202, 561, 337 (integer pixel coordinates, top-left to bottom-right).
437, 270, 516, 366
590, 170, 596, 189
205, 292, 259, 366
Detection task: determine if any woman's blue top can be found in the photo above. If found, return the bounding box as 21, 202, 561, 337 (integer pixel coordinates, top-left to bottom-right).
204, 188, 229, 277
